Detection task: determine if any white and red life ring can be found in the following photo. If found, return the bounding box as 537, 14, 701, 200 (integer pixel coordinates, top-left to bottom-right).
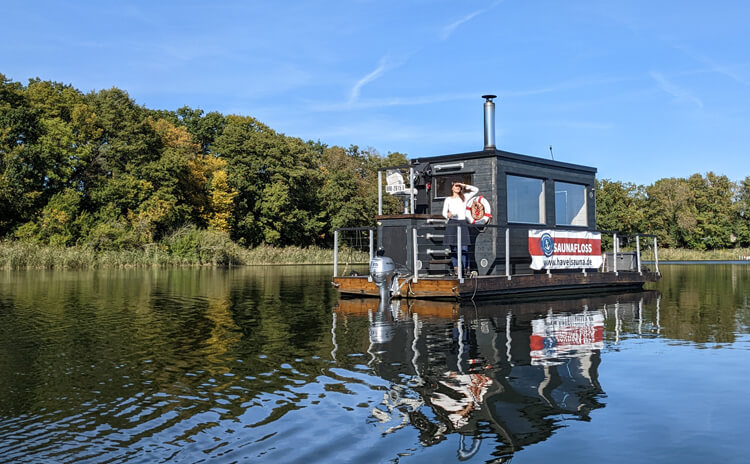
466, 195, 492, 225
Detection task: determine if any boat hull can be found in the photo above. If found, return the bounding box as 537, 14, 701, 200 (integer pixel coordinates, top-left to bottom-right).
333, 271, 660, 300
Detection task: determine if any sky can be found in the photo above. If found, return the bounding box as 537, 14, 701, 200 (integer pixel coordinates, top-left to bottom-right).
2, 0, 749, 185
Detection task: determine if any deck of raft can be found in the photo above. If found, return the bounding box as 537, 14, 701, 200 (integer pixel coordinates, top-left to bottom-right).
333, 271, 660, 300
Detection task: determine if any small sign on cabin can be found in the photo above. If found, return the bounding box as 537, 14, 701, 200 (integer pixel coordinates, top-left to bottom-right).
385, 169, 406, 194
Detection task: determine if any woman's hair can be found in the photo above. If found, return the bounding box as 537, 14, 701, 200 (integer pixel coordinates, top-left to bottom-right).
452, 181, 465, 201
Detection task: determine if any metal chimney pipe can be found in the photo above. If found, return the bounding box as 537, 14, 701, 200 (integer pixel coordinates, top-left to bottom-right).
482, 94, 497, 151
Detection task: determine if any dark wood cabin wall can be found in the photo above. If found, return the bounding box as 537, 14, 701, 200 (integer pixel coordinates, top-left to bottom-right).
422, 157, 497, 275
380, 223, 410, 269
426, 157, 497, 217
377, 154, 598, 277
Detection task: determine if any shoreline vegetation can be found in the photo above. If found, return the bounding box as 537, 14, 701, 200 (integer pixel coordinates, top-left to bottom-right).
1, 238, 747, 270
0, 240, 370, 270
0, 227, 369, 270
639, 247, 750, 262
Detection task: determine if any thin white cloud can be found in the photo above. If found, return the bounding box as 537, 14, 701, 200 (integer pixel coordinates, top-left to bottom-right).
315, 74, 631, 113
316, 92, 474, 112
694, 56, 749, 86
442, 10, 483, 40
348, 57, 390, 104
345, 1, 506, 108
649, 71, 703, 108
441, 0, 504, 40
313, 118, 479, 151
668, 41, 748, 85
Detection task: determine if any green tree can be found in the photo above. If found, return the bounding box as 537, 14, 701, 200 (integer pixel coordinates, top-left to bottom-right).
733, 176, 750, 247
686, 172, 734, 249
645, 177, 697, 248
0, 75, 43, 231
595, 179, 646, 248
213, 115, 324, 246
14, 188, 83, 246
175, 106, 227, 154
83, 88, 161, 180
316, 146, 406, 245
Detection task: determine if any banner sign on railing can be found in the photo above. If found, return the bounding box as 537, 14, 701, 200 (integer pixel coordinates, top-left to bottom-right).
528, 230, 602, 270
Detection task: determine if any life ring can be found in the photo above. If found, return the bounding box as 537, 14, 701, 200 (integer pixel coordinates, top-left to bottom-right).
466, 195, 492, 225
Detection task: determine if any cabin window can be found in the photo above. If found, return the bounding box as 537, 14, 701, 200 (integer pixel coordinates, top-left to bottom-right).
507, 175, 545, 224
555, 181, 587, 226
433, 174, 473, 199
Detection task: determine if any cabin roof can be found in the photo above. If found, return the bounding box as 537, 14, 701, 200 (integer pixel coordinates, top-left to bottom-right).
412, 149, 597, 175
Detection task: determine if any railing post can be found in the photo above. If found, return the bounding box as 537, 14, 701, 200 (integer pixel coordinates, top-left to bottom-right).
369, 229, 374, 262
613, 233, 618, 275
654, 237, 660, 274
377, 170, 383, 215
636, 235, 642, 275
458, 226, 464, 284
409, 167, 415, 214
368, 229, 374, 282
412, 227, 419, 283
333, 229, 339, 277
505, 227, 511, 280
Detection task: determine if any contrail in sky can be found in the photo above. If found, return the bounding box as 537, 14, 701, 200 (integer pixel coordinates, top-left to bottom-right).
441, 0, 504, 40
349, 57, 389, 104
650, 71, 703, 108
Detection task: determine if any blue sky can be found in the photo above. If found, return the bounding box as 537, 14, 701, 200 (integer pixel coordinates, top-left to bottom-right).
2, 0, 749, 185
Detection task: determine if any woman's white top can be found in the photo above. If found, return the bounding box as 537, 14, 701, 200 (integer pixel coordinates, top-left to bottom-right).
442, 185, 478, 220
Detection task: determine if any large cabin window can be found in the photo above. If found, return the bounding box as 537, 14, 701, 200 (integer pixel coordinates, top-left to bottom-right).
555, 181, 587, 226
507, 175, 545, 224
433, 174, 473, 199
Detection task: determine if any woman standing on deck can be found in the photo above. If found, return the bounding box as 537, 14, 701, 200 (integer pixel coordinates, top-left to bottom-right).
442, 182, 478, 276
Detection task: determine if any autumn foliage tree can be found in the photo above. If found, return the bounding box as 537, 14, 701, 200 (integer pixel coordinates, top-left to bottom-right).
0, 74, 405, 250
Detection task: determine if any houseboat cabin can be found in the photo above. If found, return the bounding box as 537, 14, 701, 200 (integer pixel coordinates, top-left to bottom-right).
333, 96, 660, 299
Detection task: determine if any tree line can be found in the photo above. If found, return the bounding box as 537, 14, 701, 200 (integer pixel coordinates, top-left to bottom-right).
0, 74, 404, 251
1, 74, 748, 252
596, 175, 750, 250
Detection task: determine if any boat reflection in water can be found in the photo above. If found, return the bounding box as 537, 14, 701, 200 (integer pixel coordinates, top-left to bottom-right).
334, 291, 660, 461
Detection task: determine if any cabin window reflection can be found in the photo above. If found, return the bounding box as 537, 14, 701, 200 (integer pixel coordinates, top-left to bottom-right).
507, 175, 545, 224
433, 174, 473, 199
555, 181, 587, 226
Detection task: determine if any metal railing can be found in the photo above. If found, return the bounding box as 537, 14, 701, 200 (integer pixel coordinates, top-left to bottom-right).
600, 231, 660, 276
333, 223, 659, 282
332, 227, 375, 278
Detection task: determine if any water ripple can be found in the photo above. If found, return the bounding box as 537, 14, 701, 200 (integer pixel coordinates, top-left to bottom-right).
2, 266, 750, 462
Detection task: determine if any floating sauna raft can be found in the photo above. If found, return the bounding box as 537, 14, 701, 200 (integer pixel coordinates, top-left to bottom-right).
332, 95, 661, 300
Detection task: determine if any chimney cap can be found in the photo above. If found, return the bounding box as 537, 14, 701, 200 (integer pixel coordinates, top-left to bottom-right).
482, 94, 497, 101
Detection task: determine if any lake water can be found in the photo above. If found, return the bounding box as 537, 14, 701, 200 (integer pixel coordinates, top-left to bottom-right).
1, 264, 748, 463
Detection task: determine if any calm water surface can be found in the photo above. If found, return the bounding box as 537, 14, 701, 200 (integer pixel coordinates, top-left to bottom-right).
1, 264, 749, 463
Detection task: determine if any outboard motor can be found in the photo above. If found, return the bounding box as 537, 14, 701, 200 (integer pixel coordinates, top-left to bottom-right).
370, 248, 396, 302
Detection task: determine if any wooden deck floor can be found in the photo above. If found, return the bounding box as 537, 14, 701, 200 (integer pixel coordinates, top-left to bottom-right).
333, 271, 660, 300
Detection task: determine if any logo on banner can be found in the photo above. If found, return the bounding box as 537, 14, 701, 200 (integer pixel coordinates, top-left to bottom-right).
540, 233, 554, 257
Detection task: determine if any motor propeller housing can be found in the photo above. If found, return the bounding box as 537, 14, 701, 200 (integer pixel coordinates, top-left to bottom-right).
370, 254, 395, 301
